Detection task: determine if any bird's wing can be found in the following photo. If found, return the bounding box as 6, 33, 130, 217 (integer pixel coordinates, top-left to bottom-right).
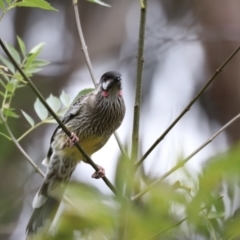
43, 93, 91, 165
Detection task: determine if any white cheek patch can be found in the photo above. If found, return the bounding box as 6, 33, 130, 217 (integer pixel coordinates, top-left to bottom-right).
102, 80, 111, 90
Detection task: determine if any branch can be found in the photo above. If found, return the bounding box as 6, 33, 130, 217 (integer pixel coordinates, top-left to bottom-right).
131, 0, 147, 161
0, 39, 119, 196
72, 1, 129, 158
0, 110, 45, 177
132, 113, 240, 201
72, 0, 97, 87
135, 45, 240, 168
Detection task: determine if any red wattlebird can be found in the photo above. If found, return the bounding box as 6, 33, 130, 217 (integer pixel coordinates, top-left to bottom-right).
26, 71, 125, 238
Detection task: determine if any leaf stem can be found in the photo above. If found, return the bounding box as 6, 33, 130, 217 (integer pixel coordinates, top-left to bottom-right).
0, 38, 119, 196
135, 44, 240, 168
132, 113, 240, 201
17, 120, 45, 142
0, 131, 11, 140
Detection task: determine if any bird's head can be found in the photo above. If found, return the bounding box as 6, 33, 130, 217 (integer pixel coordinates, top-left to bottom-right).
99, 71, 122, 97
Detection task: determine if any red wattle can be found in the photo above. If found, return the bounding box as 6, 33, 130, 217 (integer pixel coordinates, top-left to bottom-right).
118, 90, 123, 96
102, 91, 109, 97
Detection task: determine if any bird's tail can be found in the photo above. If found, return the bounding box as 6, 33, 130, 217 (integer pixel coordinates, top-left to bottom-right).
26, 177, 67, 238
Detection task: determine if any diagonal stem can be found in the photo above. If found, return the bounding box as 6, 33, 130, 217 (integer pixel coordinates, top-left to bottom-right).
132, 113, 240, 201
72, 1, 128, 158
135, 45, 240, 168
0, 38, 119, 196
0, 110, 45, 178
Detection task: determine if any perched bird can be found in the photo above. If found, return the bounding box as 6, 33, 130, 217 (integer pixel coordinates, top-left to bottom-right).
26, 71, 125, 237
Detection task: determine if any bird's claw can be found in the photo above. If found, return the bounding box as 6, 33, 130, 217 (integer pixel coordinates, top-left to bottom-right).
92, 165, 105, 179
64, 132, 79, 148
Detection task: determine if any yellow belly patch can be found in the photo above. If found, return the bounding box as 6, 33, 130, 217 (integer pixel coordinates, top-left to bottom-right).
57, 137, 105, 162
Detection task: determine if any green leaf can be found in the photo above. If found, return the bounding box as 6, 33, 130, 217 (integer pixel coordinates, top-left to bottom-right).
60, 91, 71, 107
25, 43, 45, 69
34, 98, 48, 120
17, 36, 26, 57
21, 110, 35, 127
6, 43, 21, 64
87, 0, 111, 7
0, 55, 15, 73
46, 94, 61, 113
21, 110, 35, 126
207, 211, 225, 219
72, 88, 94, 104
0, 0, 5, 10
29, 42, 45, 54
12, 0, 58, 11
3, 108, 19, 118
5, 81, 15, 93
26, 67, 42, 74
16, 84, 25, 89
31, 59, 50, 67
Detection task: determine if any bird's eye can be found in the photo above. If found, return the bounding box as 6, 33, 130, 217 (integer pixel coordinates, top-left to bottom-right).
116, 77, 121, 81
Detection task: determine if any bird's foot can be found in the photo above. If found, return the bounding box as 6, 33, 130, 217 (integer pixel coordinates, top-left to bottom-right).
92, 165, 105, 179
64, 132, 79, 148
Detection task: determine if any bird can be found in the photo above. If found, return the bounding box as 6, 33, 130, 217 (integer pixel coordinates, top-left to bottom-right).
26, 71, 125, 238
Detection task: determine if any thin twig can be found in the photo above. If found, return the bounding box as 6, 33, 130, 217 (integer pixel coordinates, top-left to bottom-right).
72, 1, 97, 87
0, 38, 119, 196
72, 1, 128, 158
131, 0, 147, 161
0, 110, 45, 177
0, 131, 11, 140
135, 45, 240, 168
132, 113, 240, 201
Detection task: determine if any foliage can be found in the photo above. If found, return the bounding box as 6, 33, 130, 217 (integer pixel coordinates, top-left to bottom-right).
23, 145, 240, 240
1, 1, 240, 240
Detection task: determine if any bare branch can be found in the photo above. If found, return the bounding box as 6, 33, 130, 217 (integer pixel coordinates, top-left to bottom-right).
73, 1, 97, 87
135, 45, 240, 168
131, 0, 147, 161
132, 113, 240, 201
